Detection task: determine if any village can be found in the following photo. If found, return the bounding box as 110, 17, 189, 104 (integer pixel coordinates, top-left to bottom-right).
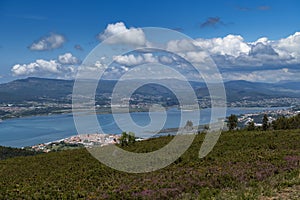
237, 107, 300, 128
29, 133, 121, 153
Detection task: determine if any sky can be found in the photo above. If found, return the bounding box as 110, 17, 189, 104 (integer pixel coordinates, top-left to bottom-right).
0, 0, 300, 83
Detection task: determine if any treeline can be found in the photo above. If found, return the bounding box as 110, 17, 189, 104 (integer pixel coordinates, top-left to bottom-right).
0, 146, 41, 160
272, 113, 300, 130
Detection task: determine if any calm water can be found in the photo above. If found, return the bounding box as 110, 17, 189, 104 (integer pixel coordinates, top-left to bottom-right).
0, 107, 288, 147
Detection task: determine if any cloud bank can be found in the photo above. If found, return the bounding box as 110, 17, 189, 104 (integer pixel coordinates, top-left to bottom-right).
11, 53, 79, 78
13, 22, 300, 83
166, 31, 300, 82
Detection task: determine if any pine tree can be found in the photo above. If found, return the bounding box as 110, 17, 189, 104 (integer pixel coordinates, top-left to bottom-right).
262, 114, 269, 131
247, 121, 255, 131
227, 114, 238, 131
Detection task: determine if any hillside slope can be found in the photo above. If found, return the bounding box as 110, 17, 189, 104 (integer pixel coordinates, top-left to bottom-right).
0, 130, 299, 199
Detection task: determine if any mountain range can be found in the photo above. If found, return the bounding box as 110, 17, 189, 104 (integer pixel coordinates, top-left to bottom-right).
0, 77, 299, 104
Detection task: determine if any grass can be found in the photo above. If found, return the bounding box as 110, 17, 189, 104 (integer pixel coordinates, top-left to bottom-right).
0, 129, 299, 199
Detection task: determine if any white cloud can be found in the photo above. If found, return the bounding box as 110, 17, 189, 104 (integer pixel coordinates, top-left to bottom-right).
275, 32, 300, 53
159, 56, 173, 64
183, 51, 209, 63
84, 30, 300, 82
166, 39, 198, 52
11, 59, 76, 78
251, 37, 270, 45
165, 32, 300, 69
58, 53, 80, 65
97, 22, 146, 46
11, 60, 59, 76
143, 53, 157, 63
223, 68, 300, 83
78, 60, 108, 73
113, 53, 158, 66
194, 35, 251, 57
29, 33, 66, 51
113, 54, 144, 66
35, 59, 60, 73
273, 32, 300, 63
15, 24, 300, 83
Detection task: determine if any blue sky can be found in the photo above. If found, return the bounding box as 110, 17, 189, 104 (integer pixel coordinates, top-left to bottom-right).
0, 0, 300, 83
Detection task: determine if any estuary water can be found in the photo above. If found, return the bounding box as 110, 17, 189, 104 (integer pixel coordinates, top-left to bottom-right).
0, 107, 288, 147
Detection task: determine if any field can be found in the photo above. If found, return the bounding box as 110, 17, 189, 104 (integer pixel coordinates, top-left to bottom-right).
0, 129, 300, 199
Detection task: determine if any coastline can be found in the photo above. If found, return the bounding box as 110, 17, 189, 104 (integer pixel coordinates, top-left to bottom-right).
0, 105, 291, 122
0, 106, 180, 122
0, 106, 294, 148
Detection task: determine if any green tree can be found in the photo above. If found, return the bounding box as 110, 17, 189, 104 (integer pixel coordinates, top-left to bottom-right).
272, 116, 286, 130
227, 114, 238, 131
246, 121, 255, 131
262, 114, 269, 131
119, 132, 135, 146
120, 132, 128, 146
128, 132, 136, 144
271, 114, 300, 130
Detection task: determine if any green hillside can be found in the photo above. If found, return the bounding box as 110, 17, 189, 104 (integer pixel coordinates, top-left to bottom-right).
0, 146, 41, 160
0, 130, 300, 199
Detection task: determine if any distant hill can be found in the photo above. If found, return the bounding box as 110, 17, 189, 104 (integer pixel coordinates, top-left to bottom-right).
0, 77, 74, 103
0, 77, 299, 103
197, 80, 300, 102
